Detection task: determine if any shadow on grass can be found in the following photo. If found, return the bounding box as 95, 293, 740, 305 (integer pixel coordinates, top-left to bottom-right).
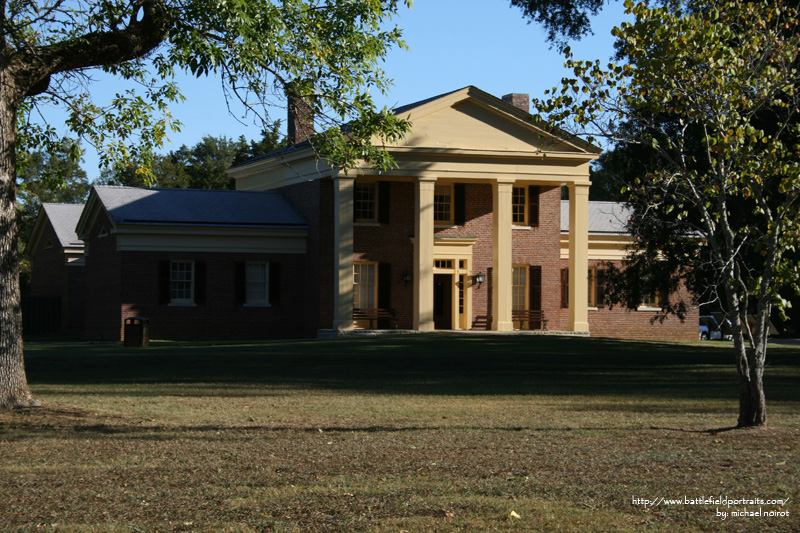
23, 334, 800, 402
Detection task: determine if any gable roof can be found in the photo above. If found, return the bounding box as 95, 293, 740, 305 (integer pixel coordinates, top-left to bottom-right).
229, 85, 601, 176
561, 200, 632, 235
42, 203, 85, 248
26, 203, 85, 259
81, 186, 307, 231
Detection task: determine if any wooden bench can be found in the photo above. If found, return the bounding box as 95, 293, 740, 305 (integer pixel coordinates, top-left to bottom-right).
472, 311, 548, 331
353, 308, 398, 329
512, 309, 548, 330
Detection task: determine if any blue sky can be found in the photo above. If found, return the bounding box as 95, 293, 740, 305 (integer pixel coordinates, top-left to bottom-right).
77, 0, 630, 181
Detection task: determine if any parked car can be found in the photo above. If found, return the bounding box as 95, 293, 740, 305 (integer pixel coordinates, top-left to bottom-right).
699, 315, 724, 340
699, 315, 736, 340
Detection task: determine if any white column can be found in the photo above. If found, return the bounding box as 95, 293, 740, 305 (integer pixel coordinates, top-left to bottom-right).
414, 176, 436, 331
333, 175, 355, 330
492, 178, 514, 332
568, 182, 590, 332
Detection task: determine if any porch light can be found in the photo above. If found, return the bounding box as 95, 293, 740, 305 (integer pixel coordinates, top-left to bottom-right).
474, 272, 485, 288
402, 271, 413, 286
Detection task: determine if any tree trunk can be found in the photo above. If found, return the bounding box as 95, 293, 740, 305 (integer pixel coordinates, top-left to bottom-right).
0, 68, 39, 408
733, 319, 767, 427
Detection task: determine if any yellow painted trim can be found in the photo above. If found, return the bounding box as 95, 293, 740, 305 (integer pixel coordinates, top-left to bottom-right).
333, 175, 355, 330
492, 179, 515, 332
414, 177, 436, 331
568, 184, 590, 332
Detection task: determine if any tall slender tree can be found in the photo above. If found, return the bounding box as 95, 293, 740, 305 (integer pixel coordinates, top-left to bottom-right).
1, 0, 411, 408
533, 0, 800, 427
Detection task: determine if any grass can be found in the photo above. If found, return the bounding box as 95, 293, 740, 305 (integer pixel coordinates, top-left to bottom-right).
1, 334, 798, 532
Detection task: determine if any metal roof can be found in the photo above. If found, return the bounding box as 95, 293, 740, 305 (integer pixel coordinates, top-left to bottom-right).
41, 203, 85, 248
93, 186, 307, 228
561, 200, 631, 235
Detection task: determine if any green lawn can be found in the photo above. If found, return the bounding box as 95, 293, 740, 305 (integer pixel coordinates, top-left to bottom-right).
1, 335, 798, 531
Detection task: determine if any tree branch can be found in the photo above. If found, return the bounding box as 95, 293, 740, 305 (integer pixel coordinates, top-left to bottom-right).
14, 0, 171, 96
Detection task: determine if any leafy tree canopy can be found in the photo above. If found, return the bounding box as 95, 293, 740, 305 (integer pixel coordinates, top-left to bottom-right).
533, 0, 800, 427
99, 126, 283, 189
1, 0, 412, 408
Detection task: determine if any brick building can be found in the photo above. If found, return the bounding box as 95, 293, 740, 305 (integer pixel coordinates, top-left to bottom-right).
74, 186, 310, 341
229, 86, 699, 340
26, 203, 86, 334
29, 86, 698, 342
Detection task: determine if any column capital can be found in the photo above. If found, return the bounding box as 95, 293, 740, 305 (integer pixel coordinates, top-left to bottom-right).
416, 173, 438, 183
494, 177, 517, 186
567, 181, 591, 192
333, 173, 356, 183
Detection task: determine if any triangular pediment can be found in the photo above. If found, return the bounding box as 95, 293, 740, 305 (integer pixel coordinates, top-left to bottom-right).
391, 87, 596, 155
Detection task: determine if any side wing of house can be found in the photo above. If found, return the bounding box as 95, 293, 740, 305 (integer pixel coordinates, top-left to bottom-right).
26, 203, 86, 334
560, 201, 699, 341
229, 86, 601, 335
75, 186, 311, 341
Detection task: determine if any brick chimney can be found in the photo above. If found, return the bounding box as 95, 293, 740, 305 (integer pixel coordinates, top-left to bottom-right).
502, 93, 530, 114
286, 83, 314, 145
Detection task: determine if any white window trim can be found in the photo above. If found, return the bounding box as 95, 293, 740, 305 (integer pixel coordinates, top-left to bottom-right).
245, 261, 271, 307
169, 260, 195, 306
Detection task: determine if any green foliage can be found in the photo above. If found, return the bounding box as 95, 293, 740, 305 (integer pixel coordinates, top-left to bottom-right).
533, 0, 800, 425
16, 138, 90, 247
534, 0, 800, 326
99, 126, 283, 189
509, 0, 606, 49
11, 0, 413, 179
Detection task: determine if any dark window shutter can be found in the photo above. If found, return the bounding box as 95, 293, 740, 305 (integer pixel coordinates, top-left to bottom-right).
596, 269, 606, 308
561, 268, 569, 308
234, 262, 246, 306
194, 262, 207, 305
269, 262, 281, 306
529, 265, 542, 311
159, 261, 171, 305
454, 183, 466, 226
529, 186, 540, 227
378, 181, 391, 224
378, 262, 392, 309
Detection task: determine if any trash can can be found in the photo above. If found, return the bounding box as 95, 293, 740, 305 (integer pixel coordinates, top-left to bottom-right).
124, 316, 150, 347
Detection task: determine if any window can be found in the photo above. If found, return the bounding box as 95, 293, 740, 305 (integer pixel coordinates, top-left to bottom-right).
353, 262, 377, 309
561, 267, 599, 308
245, 262, 270, 305
170, 261, 194, 304
512, 187, 527, 225
512, 265, 528, 310
434, 184, 453, 224
354, 182, 377, 222
640, 290, 661, 309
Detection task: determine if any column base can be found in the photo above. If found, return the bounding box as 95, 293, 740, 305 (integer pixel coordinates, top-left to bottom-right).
570, 321, 590, 332
333, 320, 355, 331
415, 321, 435, 332
492, 321, 514, 332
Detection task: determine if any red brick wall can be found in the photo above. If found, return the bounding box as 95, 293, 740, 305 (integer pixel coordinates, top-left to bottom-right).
117, 250, 309, 341
347, 180, 697, 341
30, 221, 67, 299
563, 258, 699, 341
281, 179, 335, 330
84, 210, 123, 340
30, 219, 86, 333
354, 181, 416, 328
350, 182, 565, 330
83, 209, 310, 341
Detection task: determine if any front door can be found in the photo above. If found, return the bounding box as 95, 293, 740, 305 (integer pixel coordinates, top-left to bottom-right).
433, 274, 453, 330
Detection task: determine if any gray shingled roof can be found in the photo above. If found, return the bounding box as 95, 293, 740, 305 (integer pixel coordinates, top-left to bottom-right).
94, 186, 307, 228
561, 200, 631, 235
42, 203, 85, 249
